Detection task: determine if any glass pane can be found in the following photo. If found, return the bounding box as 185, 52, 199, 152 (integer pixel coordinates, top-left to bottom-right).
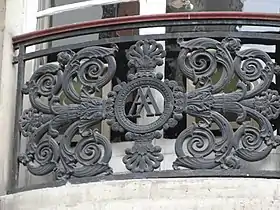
54, 0, 87, 6
243, 0, 280, 13
50, 4, 103, 47
51, 2, 104, 27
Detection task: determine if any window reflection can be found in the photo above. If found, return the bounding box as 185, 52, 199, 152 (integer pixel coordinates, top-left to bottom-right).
166, 0, 244, 12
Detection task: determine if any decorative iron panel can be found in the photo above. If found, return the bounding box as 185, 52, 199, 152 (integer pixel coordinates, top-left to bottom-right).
18, 37, 280, 179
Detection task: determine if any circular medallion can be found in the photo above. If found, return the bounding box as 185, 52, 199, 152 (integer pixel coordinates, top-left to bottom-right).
114, 77, 174, 134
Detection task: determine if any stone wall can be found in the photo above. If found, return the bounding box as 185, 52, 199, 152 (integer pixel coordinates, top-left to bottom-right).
0, 0, 23, 195
0, 0, 6, 196
0, 0, 5, 76
1, 178, 280, 210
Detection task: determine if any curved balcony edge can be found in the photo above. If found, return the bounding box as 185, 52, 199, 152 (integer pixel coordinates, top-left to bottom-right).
7, 169, 280, 194
12, 12, 280, 47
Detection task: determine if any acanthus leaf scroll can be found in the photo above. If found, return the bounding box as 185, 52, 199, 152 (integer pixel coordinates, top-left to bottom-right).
174, 37, 280, 170
19, 46, 117, 179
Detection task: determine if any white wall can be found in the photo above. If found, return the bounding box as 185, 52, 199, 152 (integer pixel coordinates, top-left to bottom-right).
0, 0, 25, 195
0, 0, 40, 194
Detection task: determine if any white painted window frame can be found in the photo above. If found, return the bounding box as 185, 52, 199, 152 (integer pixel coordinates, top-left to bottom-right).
37, 0, 139, 18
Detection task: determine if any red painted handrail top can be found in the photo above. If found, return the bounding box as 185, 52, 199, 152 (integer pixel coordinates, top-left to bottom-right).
13, 12, 280, 45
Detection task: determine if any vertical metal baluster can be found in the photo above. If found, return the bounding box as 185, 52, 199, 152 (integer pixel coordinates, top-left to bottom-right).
276, 43, 280, 135
9, 44, 26, 191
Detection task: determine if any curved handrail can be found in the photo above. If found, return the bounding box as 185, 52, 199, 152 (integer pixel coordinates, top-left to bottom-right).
14, 31, 279, 63
12, 12, 280, 47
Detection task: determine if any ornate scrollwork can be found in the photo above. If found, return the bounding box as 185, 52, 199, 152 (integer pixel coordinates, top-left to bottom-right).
174, 37, 280, 170
57, 122, 112, 179
107, 40, 184, 172
19, 46, 117, 179
254, 90, 280, 119
19, 37, 280, 178
123, 132, 163, 172
19, 108, 53, 137
177, 37, 234, 93
126, 39, 166, 72
234, 48, 274, 99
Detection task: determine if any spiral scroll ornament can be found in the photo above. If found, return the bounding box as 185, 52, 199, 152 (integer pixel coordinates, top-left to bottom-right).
18, 46, 117, 179
177, 37, 234, 93
174, 37, 280, 170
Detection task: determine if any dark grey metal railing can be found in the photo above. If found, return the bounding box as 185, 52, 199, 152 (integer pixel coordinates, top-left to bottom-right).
11, 12, 280, 191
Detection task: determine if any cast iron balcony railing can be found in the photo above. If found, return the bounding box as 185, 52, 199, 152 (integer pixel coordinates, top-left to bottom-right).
11, 12, 280, 191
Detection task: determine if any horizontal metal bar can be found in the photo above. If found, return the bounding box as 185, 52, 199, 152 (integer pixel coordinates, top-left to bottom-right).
13, 12, 280, 47
8, 169, 280, 194
37, 0, 138, 18
17, 31, 280, 62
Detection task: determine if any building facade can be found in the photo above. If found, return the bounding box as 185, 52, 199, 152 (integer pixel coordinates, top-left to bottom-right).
1, 0, 280, 209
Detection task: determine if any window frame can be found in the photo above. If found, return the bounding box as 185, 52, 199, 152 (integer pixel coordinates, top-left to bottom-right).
37, 0, 139, 18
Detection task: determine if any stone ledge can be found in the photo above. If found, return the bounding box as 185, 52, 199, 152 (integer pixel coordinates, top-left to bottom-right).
1, 178, 280, 210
